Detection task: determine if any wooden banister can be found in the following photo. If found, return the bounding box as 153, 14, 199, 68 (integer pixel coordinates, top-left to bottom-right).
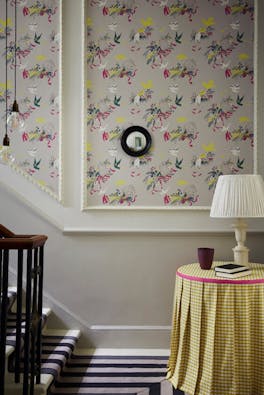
0, 235, 47, 249
0, 224, 47, 395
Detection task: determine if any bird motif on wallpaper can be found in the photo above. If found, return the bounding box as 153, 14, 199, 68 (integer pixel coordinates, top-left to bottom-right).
108, 23, 117, 31
230, 83, 240, 93
169, 21, 179, 31
169, 84, 178, 93
27, 85, 38, 94
230, 147, 240, 156
133, 32, 140, 43
230, 21, 240, 30
108, 83, 118, 94
194, 31, 201, 43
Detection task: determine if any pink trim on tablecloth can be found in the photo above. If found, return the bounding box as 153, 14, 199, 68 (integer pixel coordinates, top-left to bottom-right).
176, 270, 264, 284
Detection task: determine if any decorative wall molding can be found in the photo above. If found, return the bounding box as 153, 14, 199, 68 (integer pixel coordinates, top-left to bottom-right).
82, 0, 255, 210
0, 0, 63, 201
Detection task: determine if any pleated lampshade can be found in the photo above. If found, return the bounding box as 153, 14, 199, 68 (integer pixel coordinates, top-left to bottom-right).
210, 174, 264, 218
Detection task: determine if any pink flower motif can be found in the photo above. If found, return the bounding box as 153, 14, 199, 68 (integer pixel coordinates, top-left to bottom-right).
164, 194, 170, 205
23, 69, 29, 79
225, 131, 231, 141
102, 194, 109, 204
102, 131, 109, 141
225, 69, 231, 78
23, 7, 29, 16
163, 131, 170, 141
102, 69, 109, 79
225, 5, 231, 15
164, 6, 170, 15
22, 132, 28, 142
163, 69, 170, 79
102, 6, 108, 15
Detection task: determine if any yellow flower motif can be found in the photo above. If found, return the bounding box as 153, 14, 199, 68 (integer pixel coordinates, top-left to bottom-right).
36, 117, 45, 124
202, 80, 215, 89
115, 53, 126, 61
202, 17, 215, 26
176, 53, 187, 60
141, 17, 153, 27
176, 117, 187, 123
202, 143, 215, 152
38, 180, 46, 187
116, 179, 126, 187
0, 81, 12, 90
86, 17, 92, 27
138, 28, 144, 33
141, 80, 153, 89
200, 153, 206, 159
86, 80, 92, 89
116, 117, 126, 123
178, 180, 188, 186
0, 18, 12, 27
199, 27, 206, 33
86, 143, 92, 152
239, 53, 249, 60
239, 116, 250, 122
146, 51, 154, 60
36, 55, 46, 61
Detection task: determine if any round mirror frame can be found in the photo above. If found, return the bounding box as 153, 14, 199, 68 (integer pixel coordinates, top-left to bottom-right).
121, 126, 152, 157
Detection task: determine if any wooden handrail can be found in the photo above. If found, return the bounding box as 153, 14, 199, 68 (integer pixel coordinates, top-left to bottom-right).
0, 224, 15, 238
0, 225, 47, 249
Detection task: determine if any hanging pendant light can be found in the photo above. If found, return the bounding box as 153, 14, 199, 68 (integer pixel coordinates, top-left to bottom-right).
7, 0, 24, 131
0, 0, 14, 164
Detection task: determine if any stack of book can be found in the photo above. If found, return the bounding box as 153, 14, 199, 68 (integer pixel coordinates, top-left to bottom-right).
214, 263, 251, 278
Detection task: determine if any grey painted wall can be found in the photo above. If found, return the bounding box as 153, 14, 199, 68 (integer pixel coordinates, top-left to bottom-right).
0, 0, 264, 349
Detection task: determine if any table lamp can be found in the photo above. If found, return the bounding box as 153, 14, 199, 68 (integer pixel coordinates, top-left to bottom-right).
210, 174, 264, 266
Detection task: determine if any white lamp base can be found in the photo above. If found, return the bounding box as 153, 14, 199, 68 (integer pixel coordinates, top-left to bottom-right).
232, 219, 250, 267
233, 245, 249, 267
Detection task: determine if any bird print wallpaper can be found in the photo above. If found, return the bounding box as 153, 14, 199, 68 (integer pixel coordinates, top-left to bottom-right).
84, 0, 254, 208
0, 0, 61, 200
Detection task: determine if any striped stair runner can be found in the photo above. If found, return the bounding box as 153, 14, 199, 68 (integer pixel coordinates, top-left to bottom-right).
8, 331, 80, 378
3, 288, 184, 395
48, 354, 184, 395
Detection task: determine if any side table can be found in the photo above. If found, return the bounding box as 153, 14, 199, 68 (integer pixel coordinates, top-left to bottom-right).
167, 262, 264, 395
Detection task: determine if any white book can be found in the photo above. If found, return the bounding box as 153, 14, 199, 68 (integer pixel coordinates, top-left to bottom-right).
215, 270, 251, 279
214, 263, 248, 273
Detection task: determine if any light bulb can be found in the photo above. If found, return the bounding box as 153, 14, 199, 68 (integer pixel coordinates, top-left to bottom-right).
0, 146, 15, 165
7, 111, 25, 130
7, 100, 25, 131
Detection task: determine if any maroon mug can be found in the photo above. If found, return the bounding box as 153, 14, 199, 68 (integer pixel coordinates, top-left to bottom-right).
198, 247, 214, 270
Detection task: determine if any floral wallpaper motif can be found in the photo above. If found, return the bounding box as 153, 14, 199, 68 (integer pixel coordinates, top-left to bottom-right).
85, 0, 254, 208
0, 0, 61, 199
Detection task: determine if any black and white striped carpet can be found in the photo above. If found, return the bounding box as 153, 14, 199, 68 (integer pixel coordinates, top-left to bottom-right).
48, 353, 183, 395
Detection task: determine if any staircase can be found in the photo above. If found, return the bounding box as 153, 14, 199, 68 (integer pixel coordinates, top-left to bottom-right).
3, 287, 184, 395
1, 225, 183, 395
4, 286, 80, 394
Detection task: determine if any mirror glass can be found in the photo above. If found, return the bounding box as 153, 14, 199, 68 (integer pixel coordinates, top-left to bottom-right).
121, 126, 151, 157
126, 132, 147, 152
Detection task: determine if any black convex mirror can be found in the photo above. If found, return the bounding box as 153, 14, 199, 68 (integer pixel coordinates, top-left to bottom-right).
121, 126, 152, 157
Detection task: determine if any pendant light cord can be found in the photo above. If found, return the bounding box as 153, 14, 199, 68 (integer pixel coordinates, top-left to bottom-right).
3, 0, 9, 146
14, 0, 17, 100
5, 0, 8, 136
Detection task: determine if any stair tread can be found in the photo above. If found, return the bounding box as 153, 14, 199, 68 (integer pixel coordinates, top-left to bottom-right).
5, 308, 51, 348
47, 353, 176, 395
3, 287, 81, 393
6, 287, 17, 312
7, 329, 80, 390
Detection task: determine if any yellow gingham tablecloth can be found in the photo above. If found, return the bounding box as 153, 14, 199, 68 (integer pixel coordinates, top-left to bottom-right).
167, 262, 264, 395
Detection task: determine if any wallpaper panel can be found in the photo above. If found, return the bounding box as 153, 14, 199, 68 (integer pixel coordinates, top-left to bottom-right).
84, 0, 254, 208
0, 0, 61, 200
